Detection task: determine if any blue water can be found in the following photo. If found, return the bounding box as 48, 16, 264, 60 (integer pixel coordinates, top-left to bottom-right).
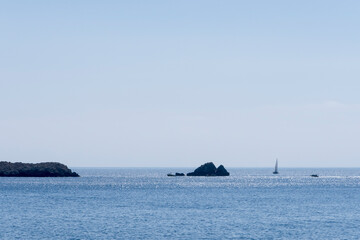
1, 168, 359, 240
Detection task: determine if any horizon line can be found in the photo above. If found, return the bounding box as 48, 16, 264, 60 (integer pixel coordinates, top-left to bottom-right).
70, 166, 360, 169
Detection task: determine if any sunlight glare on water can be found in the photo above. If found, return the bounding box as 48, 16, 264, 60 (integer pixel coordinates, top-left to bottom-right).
0, 168, 359, 239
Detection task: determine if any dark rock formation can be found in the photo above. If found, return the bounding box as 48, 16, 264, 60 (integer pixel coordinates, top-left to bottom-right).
187, 162, 230, 176
167, 172, 185, 177
0, 161, 79, 177
187, 162, 216, 176
216, 165, 230, 176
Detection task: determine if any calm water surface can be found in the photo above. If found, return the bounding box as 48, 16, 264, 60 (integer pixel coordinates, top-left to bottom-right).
1, 168, 359, 239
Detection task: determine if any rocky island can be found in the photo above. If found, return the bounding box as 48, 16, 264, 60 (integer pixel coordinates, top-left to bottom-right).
187, 162, 230, 176
0, 161, 80, 177
167, 172, 185, 177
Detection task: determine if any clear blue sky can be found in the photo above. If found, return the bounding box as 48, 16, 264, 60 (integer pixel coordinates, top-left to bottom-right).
1, 1, 359, 167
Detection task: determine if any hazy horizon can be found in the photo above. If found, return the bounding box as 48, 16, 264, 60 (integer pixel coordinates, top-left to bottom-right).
1, 1, 360, 168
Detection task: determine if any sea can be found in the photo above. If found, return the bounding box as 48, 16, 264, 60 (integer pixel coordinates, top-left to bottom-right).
0, 168, 359, 240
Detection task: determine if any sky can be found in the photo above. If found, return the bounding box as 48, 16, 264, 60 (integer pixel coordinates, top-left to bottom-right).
0, 0, 359, 167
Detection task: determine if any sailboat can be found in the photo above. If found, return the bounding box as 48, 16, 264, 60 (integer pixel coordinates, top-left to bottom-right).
273, 159, 279, 174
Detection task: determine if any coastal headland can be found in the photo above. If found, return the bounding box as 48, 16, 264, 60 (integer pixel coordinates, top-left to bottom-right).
0, 161, 79, 177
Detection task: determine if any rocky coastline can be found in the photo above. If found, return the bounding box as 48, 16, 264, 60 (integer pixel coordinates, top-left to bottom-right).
0, 161, 80, 177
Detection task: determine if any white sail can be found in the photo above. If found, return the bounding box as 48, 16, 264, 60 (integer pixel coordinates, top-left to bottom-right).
273, 159, 279, 174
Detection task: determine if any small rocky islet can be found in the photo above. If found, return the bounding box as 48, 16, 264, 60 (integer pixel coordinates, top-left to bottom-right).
167, 172, 185, 177
168, 162, 230, 177
0, 161, 79, 177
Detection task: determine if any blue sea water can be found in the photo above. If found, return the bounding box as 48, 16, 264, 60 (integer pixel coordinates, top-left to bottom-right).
1, 168, 360, 240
